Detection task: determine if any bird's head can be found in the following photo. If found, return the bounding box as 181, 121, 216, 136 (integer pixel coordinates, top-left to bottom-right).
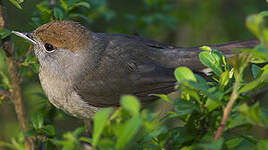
13, 21, 93, 78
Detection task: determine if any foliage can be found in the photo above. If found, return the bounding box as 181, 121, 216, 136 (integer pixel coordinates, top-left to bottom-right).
0, 0, 268, 150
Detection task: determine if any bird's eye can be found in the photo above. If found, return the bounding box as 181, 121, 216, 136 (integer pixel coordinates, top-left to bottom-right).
44, 43, 56, 52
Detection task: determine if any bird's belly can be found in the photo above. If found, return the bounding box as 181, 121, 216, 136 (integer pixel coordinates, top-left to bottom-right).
39, 72, 98, 118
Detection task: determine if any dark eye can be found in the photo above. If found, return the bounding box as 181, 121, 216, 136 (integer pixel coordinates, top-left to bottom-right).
44, 43, 56, 52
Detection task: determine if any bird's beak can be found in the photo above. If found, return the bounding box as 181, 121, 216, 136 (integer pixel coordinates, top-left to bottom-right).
12, 31, 37, 45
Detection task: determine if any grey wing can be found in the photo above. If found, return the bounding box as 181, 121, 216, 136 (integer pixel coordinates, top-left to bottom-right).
73, 33, 177, 107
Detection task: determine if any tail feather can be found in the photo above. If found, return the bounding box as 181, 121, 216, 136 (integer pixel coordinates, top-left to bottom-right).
177, 39, 260, 71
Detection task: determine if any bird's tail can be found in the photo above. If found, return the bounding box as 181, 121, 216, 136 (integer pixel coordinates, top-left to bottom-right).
209, 39, 259, 57
183, 39, 260, 71
188, 39, 259, 57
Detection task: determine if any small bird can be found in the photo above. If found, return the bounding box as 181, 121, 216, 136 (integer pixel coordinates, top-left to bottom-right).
12, 20, 258, 119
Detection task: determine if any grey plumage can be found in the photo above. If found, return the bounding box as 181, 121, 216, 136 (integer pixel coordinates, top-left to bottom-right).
12, 21, 259, 118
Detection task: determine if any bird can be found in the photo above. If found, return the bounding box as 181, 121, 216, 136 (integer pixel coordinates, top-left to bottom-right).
12, 20, 259, 119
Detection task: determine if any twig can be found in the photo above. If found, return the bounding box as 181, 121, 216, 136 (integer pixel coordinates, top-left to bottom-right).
0, 88, 10, 99
24, 45, 34, 58
18, 45, 33, 64
214, 70, 241, 140
7, 58, 35, 150
0, 1, 34, 150
0, 88, 10, 98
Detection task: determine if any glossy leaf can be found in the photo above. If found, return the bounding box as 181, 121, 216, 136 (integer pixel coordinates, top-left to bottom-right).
121, 95, 140, 116
219, 71, 230, 89
54, 7, 64, 20
116, 116, 142, 150
252, 64, 262, 78
69, 2, 90, 10
92, 108, 112, 147
0, 29, 11, 39
174, 99, 199, 116
199, 51, 223, 76
8, 0, 23, 9
205, 98, 221, 112
175, 67, 197, 82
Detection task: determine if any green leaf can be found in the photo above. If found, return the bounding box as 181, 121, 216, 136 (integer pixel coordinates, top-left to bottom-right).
69, 2, 90, 10
0, 141, 17, 149
0, 29, 11, 39
25, 129, 37, 137
225, 138, 243, 149
239, 103, 267, 126
228, 114, 250, 128
205, 98, 221, 112
59, 0, 68, 11
257, 139, 268, 150
0, 71, 11, 89
116, 116, 142, 150
175, 67, 197, 82
69, 13, 92, 23
40, 125, 55, 137
53, 7, 64, 20
8, 0, 23, 9
199, 51, 223, 76
121, 95, 140, 116
199, 135, 223, 150
31, 112, 44, 129
195, 74, 209, 88
239, 78, 262, 93
252, 64, 262, 78
182, 89, 201, 104
259, 12, 268, 50
37, 4, 51, 13
247, 46, 268, 62
174, 99, 199, 116
229, 53, 251, 75
150, 94, 172, 103
16, 0, 23, 3
142, 126, 167, 141
240, 64, 268, 93
200, 46, 212, 52
73, 127, 85, 136
246, 14, 262, 38
79, 137, 92, 144
54, 128, 84, 150
92, 108, 112, 147
261, 64, 268, 81
185, 81, 221, 101
219, 71, 230, 89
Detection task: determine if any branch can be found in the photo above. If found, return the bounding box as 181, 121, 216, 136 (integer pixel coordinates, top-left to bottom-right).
0, 1, 34, 150
214, 78, 240, 140
0, 88, 10, 99
211, 39, 260, 58
18, 45, 33, 64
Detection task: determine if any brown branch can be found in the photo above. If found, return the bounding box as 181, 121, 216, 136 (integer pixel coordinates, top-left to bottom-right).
214, 70, 241, 140
0, 1, 34, 150
0, 88, 10, 99
7, 58, 35, 150
18, 45, 33, 64
24, 45, 34, 57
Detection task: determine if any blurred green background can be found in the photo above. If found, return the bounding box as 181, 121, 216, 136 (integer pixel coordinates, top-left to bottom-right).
0, 0, 267, 147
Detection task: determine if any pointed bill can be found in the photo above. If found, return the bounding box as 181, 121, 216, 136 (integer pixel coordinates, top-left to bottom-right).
12, 31, 37, 45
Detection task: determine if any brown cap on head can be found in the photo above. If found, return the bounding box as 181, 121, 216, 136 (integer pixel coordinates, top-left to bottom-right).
34, 20, 91, 52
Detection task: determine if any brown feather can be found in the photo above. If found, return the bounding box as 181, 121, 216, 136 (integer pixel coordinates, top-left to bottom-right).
33, 21, 91, 52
